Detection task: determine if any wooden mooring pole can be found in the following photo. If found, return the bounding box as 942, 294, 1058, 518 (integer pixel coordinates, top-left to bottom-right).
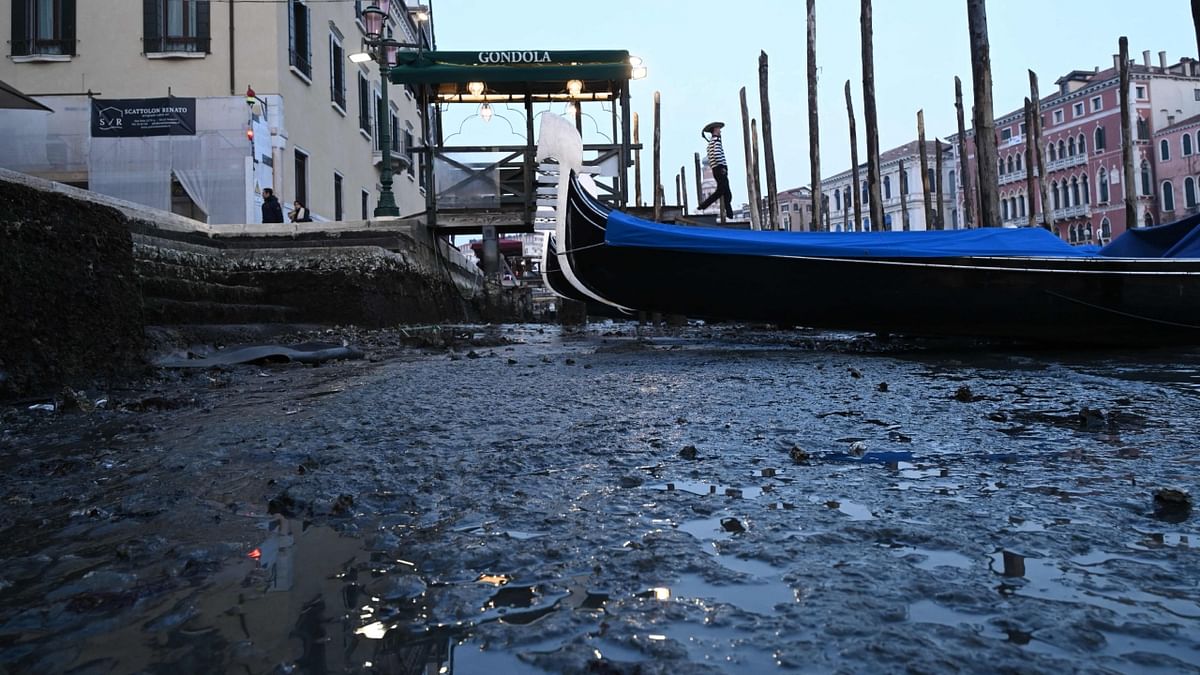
680, 165, 689, 214
935, 138, 944, 229
653, 91, 662, 222
954, 76, 974, 228
807, 0, 822, 231
861, 0, 883, 231
1029, 71, 1050, 229
918, 110, 933, 229
899, 158, 909, 230
967, 0, 1000, 229
845, 81, 862, 232
1119, 36, 1137, 229
1025, 98, 1037, 228
752, 118, 763, 228
759, 51, 779, 230
633, 112, 642, 208
740, 87, 762, 230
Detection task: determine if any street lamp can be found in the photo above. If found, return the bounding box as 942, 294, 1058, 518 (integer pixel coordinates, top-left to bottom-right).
352, 1, 408, 218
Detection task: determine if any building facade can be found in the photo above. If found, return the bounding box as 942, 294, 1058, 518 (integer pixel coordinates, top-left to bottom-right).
821, 139, 957, 232
777, 186, 814, 232
1, 0, 431, 223
955, 52, 1200, 244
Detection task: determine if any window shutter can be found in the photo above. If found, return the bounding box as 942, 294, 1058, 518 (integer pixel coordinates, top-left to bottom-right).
143, 0, 161, 53
197, 1, 210, 52
62, 0, 76, 55
304, 4, 311, 70
12, 0, 29, 56
287, 0, 294, 62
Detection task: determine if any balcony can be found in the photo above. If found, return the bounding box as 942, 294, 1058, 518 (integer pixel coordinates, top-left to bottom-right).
1045, 152, 1088, 173
1051, 203, 1091, 221
998, 169, 1027, 186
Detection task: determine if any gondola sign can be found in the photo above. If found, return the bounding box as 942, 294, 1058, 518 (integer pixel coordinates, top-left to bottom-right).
91, 97, 196, 137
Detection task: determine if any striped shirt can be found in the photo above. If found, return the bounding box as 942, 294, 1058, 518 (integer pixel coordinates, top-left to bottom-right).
706, 135, 727, 169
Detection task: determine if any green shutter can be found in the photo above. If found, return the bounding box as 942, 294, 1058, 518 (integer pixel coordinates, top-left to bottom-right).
61, 0, 76, 55
12, 0, 29, 56
196, 0, 210, 53
143, 0, 161, 53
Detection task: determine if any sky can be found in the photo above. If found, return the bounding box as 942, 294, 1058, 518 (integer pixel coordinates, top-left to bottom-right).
430, 0, 1199, 206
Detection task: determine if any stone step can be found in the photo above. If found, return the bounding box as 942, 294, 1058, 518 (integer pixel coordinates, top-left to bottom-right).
143, 297, 296, 325
139, 275, 266, 305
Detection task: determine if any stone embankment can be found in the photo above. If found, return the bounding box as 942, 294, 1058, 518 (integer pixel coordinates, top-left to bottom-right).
0, 169, 528, 398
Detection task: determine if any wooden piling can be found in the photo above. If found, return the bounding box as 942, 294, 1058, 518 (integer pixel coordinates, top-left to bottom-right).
653, 91, 662, 222
807, 0, 822, 231
861, 0, 884, 231
680, 165, 689, 214
967, 0, 1000, 229
693, 152, 703, 214
1119, 36, 1137, 228
1029, 71, 1050, 229
845, 80, 862, 232
918, 110, 933, 229
675, 174, 681, 212
899, 158, 909, 230
935, 138, 944, 229
752, 118, 763, 229
633, 112, 642, 208
1194, 0, 1200, 62
1025, 97, 1037, 228
740, 87, 762, 230
759, 51, 780, 230
954, 77, 975, 228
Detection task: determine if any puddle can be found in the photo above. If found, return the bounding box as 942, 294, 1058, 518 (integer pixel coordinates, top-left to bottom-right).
907, 599, 1005, 640
652, 480, 764, 499
892, 547, 975, 571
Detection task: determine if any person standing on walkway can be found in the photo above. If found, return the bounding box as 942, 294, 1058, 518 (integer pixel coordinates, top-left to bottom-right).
697, 121, 733, 219
261, 188, 284, 223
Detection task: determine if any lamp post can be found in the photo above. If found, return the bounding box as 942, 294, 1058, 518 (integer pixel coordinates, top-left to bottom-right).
355, 2, 402, 217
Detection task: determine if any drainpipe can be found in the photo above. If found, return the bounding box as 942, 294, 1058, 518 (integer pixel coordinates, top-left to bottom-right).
228, 0, 236, 95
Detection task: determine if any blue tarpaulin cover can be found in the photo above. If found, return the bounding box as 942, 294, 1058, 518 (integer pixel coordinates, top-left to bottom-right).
605, 210, 1092, 258
1098, 212, 1200, 258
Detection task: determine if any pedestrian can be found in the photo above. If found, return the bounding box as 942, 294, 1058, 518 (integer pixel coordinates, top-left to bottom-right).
289, 199, 312, 223
697, 121, 733, 219
261, 187, 284, 223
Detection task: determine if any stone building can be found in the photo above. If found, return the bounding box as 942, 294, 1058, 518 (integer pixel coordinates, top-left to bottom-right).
0, 0, 431, 224
954, 51, 1200, 244
821, 139, 957, 232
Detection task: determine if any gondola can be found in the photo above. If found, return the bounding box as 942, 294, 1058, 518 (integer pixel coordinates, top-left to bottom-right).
538, 113, 1200, 345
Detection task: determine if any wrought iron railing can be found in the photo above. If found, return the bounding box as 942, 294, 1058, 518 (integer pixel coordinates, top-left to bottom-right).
11, 37, 74, 56
289, 48, 312, 78
145, 36, 211, 53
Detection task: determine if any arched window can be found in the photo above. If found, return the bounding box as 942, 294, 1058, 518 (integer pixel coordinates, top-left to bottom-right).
1141, 160, 1152, 196
861, 181, 869, 205
1082, 174, 1090, 204
1184, 133, 1194, 157
834, 190, 841, 211
1161, 139, 1171, 162
1019, 194, 1026, 218
1187, 177, 1197, 208
1099, 169, 1110, 203
1002, 198, 1010, 221
1016, 154, 1023, 171
1085, 224, 1094, 241
1078, 133, 1086, 154
927, 168, 936, 192
1069, 224, 1078, 243
998, 158, 1006, 175
843, 187, 850, 210
1162, 181, 1176, 212
883, 175, 892, 200
1071, 177, 1081, 206
900, 168, 908, 194
1144, 212, 1154, 227
1068, 136, 1076, 156
1100, 217, 1112, 241
948, 170, 957, 198
1006, 155, 1014, 173
1048, 142, 1057, 161
1094, 126, 1106, 151
1058, 140, 1066, 160
1052, 181, 1061, 210
1137, 117, 1149, 140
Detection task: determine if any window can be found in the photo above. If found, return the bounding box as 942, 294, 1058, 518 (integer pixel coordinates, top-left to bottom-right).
1071, 177, 1080, 207
927, 168, 936, 192
1002, 198, 1010, 221
1073, 102, 1084, 117
1078, 133, 1086, 154
1095, 126, 1106, 151
1135, 85, 1147, 100
834, 190, 841, 212
357, 73, 372, 135
1006, 156, 1014, 174
1001, 127, 1013, 141
1187, 177, 1197, 209
1098, 169, 1109, 203
883, 175, 891, 199
1101, 217, 1112, 241
333, 173, 344, 221
289, 0, 312, 80
1053, 109, 1064, 124
1019, 195, 1026, 218
1019, 122, 1027, 135
1058, 140, 1066, 160
998, 159, 1005, 176
294, 148, 309, 207
1052, 181, 1061, 210
361, 189, 370, 219
948, 170, 956, 198
1145, 212, 1154, 227
144, 1, 210, 54
390, 109, 401, 153
1137, 117, 1149, 140
1091, 96, 1103, 112
1195, 89, 1200, 102
1162, 181, 1175, 211
1185, 133, 1194, 157
1082, 174, 1090, 204
1016, 154, 1023, 171
1048, 143, 1057, 161
1142, 160, 1152, 196
405, 126, 418, 181
11, 0, 76, 56
1160, 139, 1171, 162
329, 32, 346, 111
1068, 137, 1076, 157
900, 168, 908, 195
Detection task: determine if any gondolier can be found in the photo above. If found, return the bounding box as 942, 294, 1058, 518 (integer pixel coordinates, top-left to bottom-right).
697, 121, 733, 219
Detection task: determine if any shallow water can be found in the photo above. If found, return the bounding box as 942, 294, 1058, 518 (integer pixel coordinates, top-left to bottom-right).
1, 324, 1199, 673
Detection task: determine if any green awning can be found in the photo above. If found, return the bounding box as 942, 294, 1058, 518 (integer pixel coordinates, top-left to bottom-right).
388, 49, 631, 91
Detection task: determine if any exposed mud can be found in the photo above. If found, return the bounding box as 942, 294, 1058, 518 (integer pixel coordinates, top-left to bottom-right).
1, 324, 1198, 674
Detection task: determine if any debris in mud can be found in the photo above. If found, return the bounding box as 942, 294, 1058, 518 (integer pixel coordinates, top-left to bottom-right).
849, 441, 868, 457
1153, 488, 1191, 523
1000, 550, 1026, 577
331, 494, 355, 516
849, 367, 862, 379
1078, 406, 1106, 429
788, 446, 810, 464
877, 382, 888, 392
719, 517, 745, 533
467, 350, 481, 359
953, 385, 976, 402
618, 475, 643, 488
678, 445, 699, 460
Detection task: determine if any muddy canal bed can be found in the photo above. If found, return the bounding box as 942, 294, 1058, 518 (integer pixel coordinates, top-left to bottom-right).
1, 324, 1198, 674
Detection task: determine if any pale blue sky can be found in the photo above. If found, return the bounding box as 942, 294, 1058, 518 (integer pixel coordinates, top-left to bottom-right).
431, 0, 1198, 205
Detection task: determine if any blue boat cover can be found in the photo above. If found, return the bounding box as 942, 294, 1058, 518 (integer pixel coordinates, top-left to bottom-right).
605, 209, 1093, 258
1098, 212, 1200, 258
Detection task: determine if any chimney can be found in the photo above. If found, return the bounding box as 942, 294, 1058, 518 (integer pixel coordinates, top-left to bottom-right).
1113, 54, 1121, 70
1143, 50, 1151, 67
1160, 51, 1167, 69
